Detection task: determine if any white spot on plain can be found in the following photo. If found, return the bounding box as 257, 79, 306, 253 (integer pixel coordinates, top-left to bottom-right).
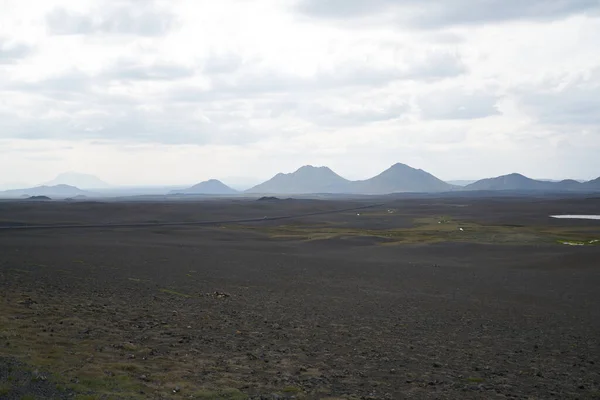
550, 215, 600, 220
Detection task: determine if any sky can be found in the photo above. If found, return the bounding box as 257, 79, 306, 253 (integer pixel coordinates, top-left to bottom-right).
1, 0, 599, 188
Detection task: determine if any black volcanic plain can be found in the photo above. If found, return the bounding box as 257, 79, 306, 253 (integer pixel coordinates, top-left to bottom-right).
1, 195, 599, 399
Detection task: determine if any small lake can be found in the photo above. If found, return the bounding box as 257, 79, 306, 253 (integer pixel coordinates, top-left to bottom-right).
550, 215, 600, 220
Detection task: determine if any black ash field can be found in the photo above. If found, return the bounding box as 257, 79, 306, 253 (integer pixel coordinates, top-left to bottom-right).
1, 195, 599, 399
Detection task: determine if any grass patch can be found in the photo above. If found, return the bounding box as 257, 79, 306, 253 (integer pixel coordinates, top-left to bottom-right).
0, 382, 11, 396
231, 214, 600, 246
0, 290, 249, 400
191, 388, 247, 399
282, 385, 302, 393
110, 362, 140, 372
74, 395, 102, 400
557, 239, 600, 246
67, 374, 144, 396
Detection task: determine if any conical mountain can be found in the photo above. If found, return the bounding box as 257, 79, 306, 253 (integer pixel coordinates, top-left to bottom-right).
173, 179, 238, 195
43, 172, 110, 189
350, 163, 453, 194
246, 165, 351, 194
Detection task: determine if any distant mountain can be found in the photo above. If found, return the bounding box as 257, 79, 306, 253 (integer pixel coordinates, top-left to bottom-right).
246, 165, 351, 194
0, 182, 31, 190
555, 179, 584, 191
43, 172, 110, 189
350, 163, 455, 194
582, 176, 600, 189
447, 180, 477, 186
26, 195, 51, 201
465, 173, 553, 191
0, 184, 89, 198
170, 179, 238, 195
464, 173, 592, 191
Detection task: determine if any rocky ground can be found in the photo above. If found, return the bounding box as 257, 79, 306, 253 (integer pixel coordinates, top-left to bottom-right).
0, 195, 599, 399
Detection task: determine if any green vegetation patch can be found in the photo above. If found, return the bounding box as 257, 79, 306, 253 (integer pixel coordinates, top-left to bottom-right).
230, 214, 599, 246
282, 385, 302, 393
557, 239, 600, 246
0, 382, 12, 396
191, 388, 247, 399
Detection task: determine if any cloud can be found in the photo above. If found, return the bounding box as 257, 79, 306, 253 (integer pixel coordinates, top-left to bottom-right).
410, 0, 600, 27
46, 3, 175, 36
101, 60, 196, 81
296, 0, 392, 19
6, 71, 93, 101
403, 51, 466, 81
0, 103, 216, 145
304, 102, 409, 127
418, 89, 501, 120
0, 39, 34, 64
295, 0, 600, 28
202, 52, 244, 75
516, 69, 600, 125
1, 0, 598, 184
6, 59, 196, 101
169, 49, 465, 103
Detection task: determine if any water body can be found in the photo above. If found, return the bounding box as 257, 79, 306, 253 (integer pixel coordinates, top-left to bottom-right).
550, 215, 600, 220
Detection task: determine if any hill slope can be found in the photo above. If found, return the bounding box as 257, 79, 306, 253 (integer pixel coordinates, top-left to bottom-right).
0, 184, 89, 198
351, 163, 454, 194
464, 173, 582, 191
582, 176, 600, 190
43, 172, 110, 189
246, 165, 351, 194
171, 179, 238, 195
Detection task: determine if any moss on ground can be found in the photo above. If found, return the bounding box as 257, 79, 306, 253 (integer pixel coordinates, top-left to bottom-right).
232, 215, 599, 246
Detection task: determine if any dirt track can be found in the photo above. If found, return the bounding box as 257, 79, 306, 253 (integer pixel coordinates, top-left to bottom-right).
1, 196, 599, 399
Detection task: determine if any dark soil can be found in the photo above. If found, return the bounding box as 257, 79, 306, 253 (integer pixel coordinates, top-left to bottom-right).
0, 357, 73, 399
0, 196, 599, 399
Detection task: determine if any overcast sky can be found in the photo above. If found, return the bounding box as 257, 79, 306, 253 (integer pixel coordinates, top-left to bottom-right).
1, 0, 599, 187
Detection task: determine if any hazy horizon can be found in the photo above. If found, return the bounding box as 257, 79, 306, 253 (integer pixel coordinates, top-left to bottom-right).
0, 165, 594, 192
1, 0, 599, 186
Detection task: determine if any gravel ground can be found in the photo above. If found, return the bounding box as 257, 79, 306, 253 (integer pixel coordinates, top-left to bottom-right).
0, 196, 599, 399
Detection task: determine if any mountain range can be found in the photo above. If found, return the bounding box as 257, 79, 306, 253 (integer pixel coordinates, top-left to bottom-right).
0, 184, 90, 198
463, 174, 588, 192
1, 166, 599, 198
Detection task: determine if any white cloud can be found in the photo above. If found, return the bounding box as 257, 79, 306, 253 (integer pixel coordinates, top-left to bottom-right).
0, 39, 34, 64
296, 0, 600, 27
0, 0, 598, 185
45, 1, 176, 37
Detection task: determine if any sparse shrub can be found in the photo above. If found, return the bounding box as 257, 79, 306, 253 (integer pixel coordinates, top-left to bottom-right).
0, 383, 11, 396
282, 386, 302, 393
